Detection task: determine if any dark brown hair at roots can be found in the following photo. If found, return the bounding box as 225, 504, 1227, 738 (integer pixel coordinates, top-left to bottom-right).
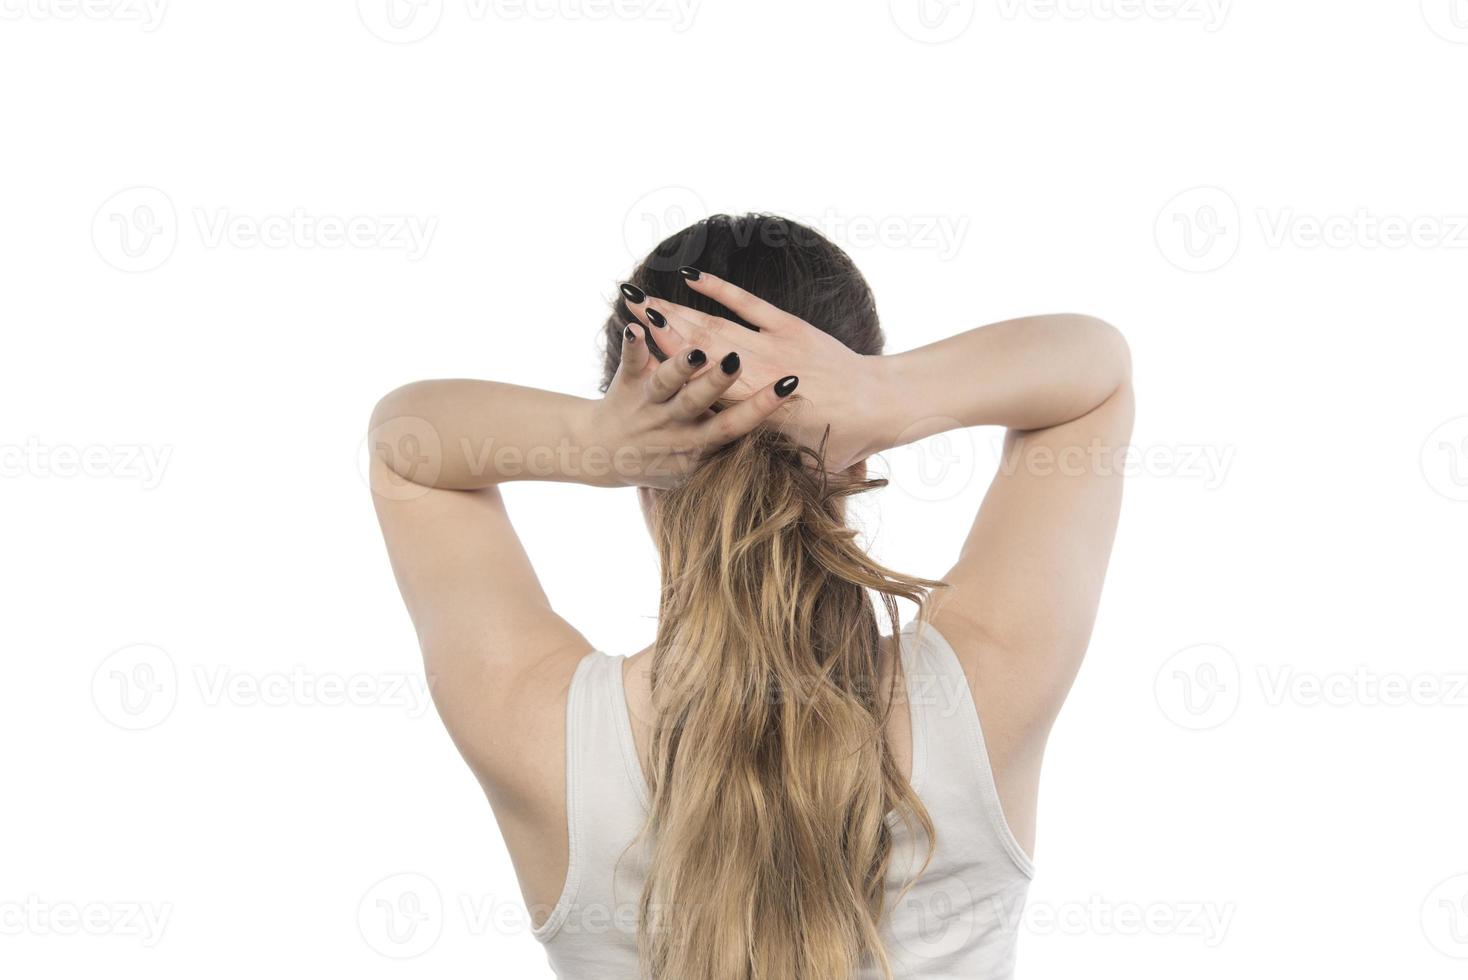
599, 213, 884, 390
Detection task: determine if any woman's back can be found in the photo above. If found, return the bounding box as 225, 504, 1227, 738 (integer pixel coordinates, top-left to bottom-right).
535, 622, 1034, 980
369, 213, 1132, 978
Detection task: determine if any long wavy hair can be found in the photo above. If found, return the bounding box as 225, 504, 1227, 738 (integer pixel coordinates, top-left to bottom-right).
600, 214, 940, 980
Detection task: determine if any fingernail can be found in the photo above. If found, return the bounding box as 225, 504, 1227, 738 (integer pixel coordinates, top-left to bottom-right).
624, 325, 636, 343
720, 352, 740, 375
678, 267, 702, 281
775, 375, 799, 397
645, 308, 667, 328
620, 282, 646, 304
686, 349, 706, 367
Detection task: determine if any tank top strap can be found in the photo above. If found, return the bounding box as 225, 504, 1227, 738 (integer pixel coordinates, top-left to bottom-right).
532, 651, 650, 946
899, 620, 1036, 879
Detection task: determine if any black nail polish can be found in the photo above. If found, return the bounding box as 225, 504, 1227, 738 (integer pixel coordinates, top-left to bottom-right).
720, 352, 740, 375
686, 349, 706, 367
624, 325, 636, 343
775, 375, 799, 397
678, 267, 702, 281
620, 282, 646, 304
645, 308, 667, 328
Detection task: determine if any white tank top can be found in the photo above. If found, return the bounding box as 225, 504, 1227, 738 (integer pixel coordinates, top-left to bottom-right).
531, 620, 1035, 979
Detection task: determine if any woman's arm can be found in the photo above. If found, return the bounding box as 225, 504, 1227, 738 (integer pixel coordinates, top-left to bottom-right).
368, 325, 795, 789
868, 315, 1134, 859
371, 380, 608, 490
862, 313, 1131, 448
369, 324, 796, 912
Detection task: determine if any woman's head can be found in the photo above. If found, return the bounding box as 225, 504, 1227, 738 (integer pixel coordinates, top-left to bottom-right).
600, 213, 885, 391
611, 215, 940, 979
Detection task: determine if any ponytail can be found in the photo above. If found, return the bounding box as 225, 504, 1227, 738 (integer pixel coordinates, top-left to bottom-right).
635, 427, 940, 980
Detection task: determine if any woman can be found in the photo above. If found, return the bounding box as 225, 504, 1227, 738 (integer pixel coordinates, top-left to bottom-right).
368, 214, 1133, 979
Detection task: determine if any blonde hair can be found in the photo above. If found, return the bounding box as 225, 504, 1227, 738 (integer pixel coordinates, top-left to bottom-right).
634, 426, 941, 979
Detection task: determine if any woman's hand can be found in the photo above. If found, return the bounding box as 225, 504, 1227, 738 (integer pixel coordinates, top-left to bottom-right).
581, 323, 800, 489
619, 272, 895, 473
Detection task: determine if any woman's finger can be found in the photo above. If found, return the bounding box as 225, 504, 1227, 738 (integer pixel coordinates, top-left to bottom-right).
670, 350, 742, 421
645, 345, 708, 403
695, 374, 800, 447
677, 268, 801, 333
610, 322, 651, 388
619, 281, 686, 361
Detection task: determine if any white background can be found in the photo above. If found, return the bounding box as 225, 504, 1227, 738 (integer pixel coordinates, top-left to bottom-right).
3, 1, 1467, 976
